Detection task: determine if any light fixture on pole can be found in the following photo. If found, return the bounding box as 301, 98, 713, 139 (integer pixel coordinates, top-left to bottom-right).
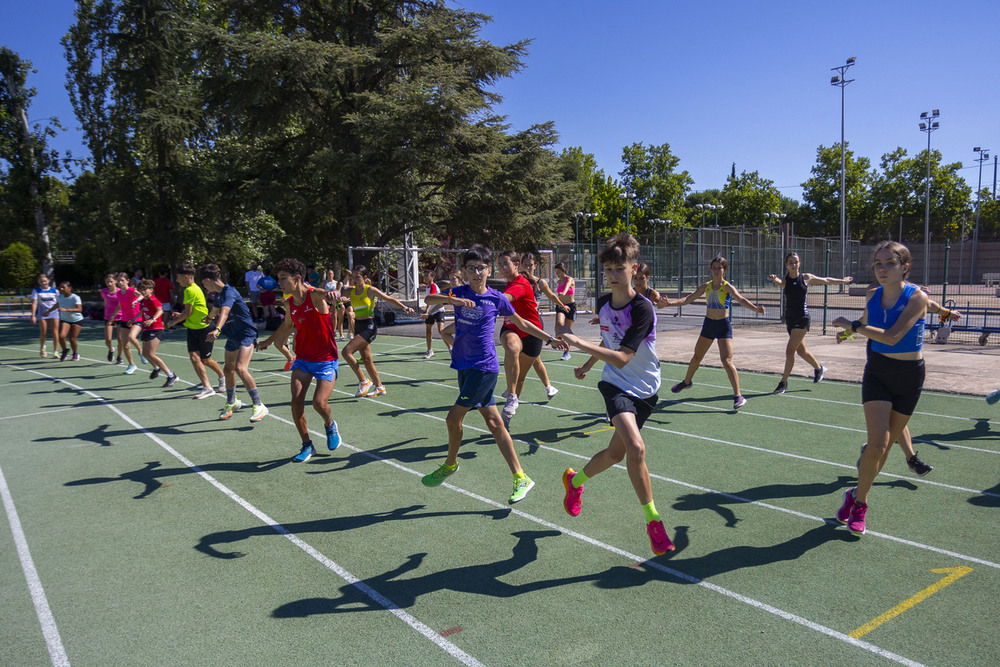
619, 192, 637, 235
918, 109, 940, 285
695, 203, 707, 227
830, 56, 856, 279
972, 147, 990, 283
711, 203, 724, 226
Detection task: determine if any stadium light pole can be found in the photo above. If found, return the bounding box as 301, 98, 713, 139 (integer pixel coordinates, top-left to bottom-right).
831, 57, 856, 280
619, 192, 637, 235
919, 109, 940, 285
972, 147, 990, 283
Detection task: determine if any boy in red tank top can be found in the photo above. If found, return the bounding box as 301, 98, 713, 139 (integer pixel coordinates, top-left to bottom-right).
259, 258, 341, 463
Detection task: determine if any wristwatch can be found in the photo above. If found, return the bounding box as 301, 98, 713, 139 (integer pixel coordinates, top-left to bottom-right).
546, 337, 554, 346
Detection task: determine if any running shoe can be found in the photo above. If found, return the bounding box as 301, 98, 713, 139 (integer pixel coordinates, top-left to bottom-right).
216, 377, 226, 393
647, 520, 675, 555
501, 389, 511, 400
545, 385, 559, 399
671, 380, 692, 393
163, 374, 178, 388
355, 379, 373, 397
150, 367, 160, 380
509, 475, 535, 504
60, 348, 70, 361
123, 364, 137, 375
116, 357, 123, 365
422, 463, 458, 486
503, 393, 519, 414
560, 351, 571, 361
987, 388, 1000, 405
107, 350, 114, 362
773, 381, 787, 395
562, 468, 583, 516
283, 359, 294, 371
249, 404, 268, 423
193, 385, 215, 399
424, 350, 434, 359
907, 452, 933, 476
139, 354, 148, 364
71, 353, 79, 361
814, 365, 827, 383
219, 399, 243, 420
847, 500, 868, 535
367, 385, 386, 397
836, 487, 856, 523
292, 443, 315, 463
326, 421, 341, 450
733, 395, 747, 409
40, 349, 47, 358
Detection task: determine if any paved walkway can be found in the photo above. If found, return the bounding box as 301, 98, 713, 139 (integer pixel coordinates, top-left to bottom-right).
385, 308, 999, 397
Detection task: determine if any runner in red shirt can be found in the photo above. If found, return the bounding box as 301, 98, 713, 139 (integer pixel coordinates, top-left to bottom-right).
259, 258, 341, 463
137, 279, 177, 387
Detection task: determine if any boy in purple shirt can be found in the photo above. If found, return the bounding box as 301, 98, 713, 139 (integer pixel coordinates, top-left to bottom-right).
420, 244, 567, 504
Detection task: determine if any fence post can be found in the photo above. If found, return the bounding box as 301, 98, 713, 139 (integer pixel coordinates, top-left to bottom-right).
677, 229, 685, 297
941, 239, 950, 305
822, 242, 831, 335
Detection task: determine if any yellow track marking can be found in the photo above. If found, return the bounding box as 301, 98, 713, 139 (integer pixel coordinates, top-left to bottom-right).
849, 566, 973, 638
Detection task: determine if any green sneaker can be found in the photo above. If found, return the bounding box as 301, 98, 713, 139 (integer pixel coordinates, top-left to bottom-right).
509, 475, 535, 504
422, 463, 458, 487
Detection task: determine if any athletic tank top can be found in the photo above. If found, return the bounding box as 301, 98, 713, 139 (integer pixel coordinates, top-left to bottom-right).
867, 284, 924, 354
350, 284, 374, 319
558, 277, 575, 297
705, 281, 731, 309
287, 289, 339, 362
782, 273, 808, 319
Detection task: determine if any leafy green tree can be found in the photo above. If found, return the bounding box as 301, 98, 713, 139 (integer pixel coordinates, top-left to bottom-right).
0, 47, 62, 276
619, 142, 692, 233
719, 170, 782, 228
0, 242, 39, 289
799, 143, 874, 239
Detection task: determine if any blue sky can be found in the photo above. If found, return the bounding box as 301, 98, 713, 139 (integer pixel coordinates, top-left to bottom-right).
6, 0, 999, 200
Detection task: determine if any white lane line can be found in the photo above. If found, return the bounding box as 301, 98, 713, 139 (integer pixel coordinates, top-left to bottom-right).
5, 365, 482, 667
0, 465, 70, 666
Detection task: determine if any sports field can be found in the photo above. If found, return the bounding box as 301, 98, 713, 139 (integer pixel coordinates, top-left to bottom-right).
1, 321, 997, 666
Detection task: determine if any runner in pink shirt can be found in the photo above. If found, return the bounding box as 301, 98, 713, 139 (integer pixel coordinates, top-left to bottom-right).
108, 272, 146, 374
100, 273, 121, 362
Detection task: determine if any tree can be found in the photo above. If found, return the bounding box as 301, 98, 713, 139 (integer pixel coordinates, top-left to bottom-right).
619, 142, 692, 234
719, 170, 782, 228
0, 242, 39, 289
799, 143, 874, 239
0, 47, 62, 276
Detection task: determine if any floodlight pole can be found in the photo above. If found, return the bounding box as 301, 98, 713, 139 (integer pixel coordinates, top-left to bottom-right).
972, 147, 990, 283
830, 57, 856, 281
919, 110, 940, 285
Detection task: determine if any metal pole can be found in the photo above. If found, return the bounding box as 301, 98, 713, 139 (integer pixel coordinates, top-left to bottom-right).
823, 242, 831, 335
923, 127, 932, 285
942, 239, 950, 305
972, 148, 989, 284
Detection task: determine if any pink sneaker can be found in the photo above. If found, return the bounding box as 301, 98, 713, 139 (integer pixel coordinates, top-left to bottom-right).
647, 520, 675, 555
836, 487, 855, 524
847, 501, 868, 535
562, 468, 583, 516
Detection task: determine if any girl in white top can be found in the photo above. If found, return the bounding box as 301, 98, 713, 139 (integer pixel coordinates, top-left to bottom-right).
29, 273, 60, 358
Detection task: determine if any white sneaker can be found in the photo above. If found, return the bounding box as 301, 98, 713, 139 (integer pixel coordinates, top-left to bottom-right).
194, 385, 216, 400
250, 404, 269, 423
503, 394, 519, 416
560, 351, 571, 361
217, 377, 226, 393
220, 399, 244, 420
424, 350, 434, 359
355, 379, 373, 397
501, 389, 511, 400
545, 385, 559, 399
123, 364, 137, 375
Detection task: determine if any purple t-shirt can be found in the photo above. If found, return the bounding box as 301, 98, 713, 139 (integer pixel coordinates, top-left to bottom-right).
449, 285, 515, 372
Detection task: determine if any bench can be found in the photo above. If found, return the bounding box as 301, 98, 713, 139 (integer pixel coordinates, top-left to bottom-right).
983, 273, 1000, 286
848, 286, 869, 297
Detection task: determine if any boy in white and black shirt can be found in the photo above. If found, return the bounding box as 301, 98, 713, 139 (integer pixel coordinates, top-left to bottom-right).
557, 233, 674, 556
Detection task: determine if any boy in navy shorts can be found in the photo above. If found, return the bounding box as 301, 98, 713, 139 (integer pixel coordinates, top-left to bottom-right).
557, 233, 675, 556
201, 264, 268, 423
420, 244, 567, 504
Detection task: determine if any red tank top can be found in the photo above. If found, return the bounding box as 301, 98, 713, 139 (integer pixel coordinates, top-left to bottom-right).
502, 274, 542, 338
287, 289, 338, 362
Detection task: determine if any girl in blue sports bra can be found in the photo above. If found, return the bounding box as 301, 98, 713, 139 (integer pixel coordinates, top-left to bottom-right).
832, 241, 929, 537
662, 256, 765, 410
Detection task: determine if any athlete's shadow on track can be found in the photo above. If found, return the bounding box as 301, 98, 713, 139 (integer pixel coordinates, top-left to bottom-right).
304, 438, 458, 474
969, 480, 1000, 507
34, 420, 254, 448
198, 504, 512, 559
65, 458, 290, 499
672, 475, 918, 528
521, 415, 614, 455
913, 418, 993, 450
272, 529, 564, 616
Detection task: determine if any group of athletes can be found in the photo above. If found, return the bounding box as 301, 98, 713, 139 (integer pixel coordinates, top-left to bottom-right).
26, 234, 969, 554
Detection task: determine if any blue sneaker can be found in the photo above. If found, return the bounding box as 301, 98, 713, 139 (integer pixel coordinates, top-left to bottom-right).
326, 421, 341, 450
987, 388, 1000, 405
292, 443, 315, 463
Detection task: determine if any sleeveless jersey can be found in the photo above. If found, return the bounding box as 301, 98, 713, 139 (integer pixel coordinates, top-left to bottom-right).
705, 281, 731, 309
350, 284, 375, 319
782, 274, 808, 319
867, 284, 924, 354
287, 289, 339, 362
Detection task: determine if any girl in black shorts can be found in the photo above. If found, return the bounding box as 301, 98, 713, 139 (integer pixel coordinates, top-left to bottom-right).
833, 241, 929, 536
767, 252, 853, 394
